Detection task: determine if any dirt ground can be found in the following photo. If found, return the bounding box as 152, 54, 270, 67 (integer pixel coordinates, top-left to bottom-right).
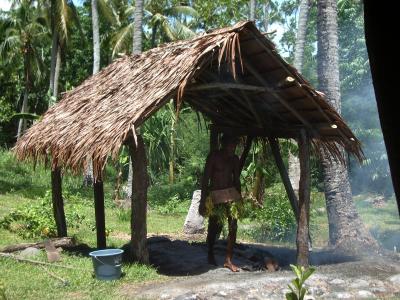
119, 234, 400, 300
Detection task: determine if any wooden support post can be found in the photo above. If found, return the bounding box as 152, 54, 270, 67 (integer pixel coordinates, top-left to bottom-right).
239, 136, 253, 173
94, 177, 106, 249
51, 167, 67, 237
129, 135, 149, 264
268, 138, 299, 221
296, 129, 311, 267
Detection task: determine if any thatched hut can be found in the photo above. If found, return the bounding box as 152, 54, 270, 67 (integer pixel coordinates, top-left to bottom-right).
14, 21, 362, 266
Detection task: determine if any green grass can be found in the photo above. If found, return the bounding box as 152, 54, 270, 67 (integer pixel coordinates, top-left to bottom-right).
0, 250, 161, 300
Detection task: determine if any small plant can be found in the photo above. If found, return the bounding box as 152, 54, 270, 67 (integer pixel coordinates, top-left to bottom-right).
0, 190, 85, 238
286, 264, 316, 300
116, 208, 131, 222
155, 194, 189, 214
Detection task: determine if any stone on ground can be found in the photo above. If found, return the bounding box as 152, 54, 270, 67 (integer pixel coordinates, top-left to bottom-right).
183, 190, 205, 234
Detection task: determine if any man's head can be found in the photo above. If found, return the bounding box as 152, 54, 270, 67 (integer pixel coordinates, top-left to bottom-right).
220, 134, 239, 154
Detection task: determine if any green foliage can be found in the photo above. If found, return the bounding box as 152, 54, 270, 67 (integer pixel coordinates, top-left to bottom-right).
205, 196, 246, 223
286, 264, 316, 300
115, 207, 131, 222
245, 183, 297, 242
0, 190, 85, 238
154, 194, 190, 214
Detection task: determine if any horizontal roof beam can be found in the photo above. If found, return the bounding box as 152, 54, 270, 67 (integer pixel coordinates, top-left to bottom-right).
211, 125, 315, 139
186, 82, 267, 92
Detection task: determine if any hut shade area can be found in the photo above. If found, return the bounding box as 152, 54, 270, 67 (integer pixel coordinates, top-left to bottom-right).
14, 21, 363, 266
14, 21, 362, 176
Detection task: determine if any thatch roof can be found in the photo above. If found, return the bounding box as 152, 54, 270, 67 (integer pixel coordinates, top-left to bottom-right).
14, 21, 362, 178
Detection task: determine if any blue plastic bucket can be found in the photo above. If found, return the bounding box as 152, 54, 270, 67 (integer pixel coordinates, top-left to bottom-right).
89, 249, 124, 280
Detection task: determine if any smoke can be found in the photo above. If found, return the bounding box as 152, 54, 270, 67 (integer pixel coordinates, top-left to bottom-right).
343, 78, 394, 198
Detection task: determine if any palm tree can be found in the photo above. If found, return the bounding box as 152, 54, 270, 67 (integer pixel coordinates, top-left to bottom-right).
84, 0, 118, 186
111, 0, 198, 57
44, 0, 81, 102
317, 0, 377, 251
262, 0, 269, 31
288, 0, 312, 193
133, 0, 143, 54
249, 0, 256, 21
0, 0, 46, 139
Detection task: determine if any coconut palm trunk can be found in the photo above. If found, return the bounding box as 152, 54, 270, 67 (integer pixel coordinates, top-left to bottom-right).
262, 1, 269, 32
317, 0, 378, 251
168, 115, 176, 184
84, 0, 101, 186
17, 62, 30, 139
126, 0, 144, 199
249, 0, 256, 21
49, 30, 58, 102
288, 0, 311, 193
132, 0, 143, 55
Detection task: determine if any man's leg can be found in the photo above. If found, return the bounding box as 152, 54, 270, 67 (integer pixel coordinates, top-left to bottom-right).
224, 214, 239, 272
207, 214, 222, 265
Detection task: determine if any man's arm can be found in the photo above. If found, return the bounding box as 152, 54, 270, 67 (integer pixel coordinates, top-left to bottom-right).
233, 155, 241, 194
199, 153, 213, 216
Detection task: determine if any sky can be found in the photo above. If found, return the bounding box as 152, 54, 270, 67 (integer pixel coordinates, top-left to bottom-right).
0, 0, 11, 11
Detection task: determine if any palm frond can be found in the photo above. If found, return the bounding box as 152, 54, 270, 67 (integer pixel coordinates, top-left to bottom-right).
165, 5, 199, 18
171, 19, 196, 40
97, 0, 118, 25
111, 22, 133, 58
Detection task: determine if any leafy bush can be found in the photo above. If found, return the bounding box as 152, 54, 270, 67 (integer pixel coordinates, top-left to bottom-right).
148, 179, 195, 207
154, 194, 190, 214
0, 190, 85, 238
245, 183, 297, 242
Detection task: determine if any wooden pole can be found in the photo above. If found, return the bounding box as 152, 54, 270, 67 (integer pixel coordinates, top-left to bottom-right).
239, 136, 253, 173
296, 129, 311, 267
94, 176, 106, 249
268, 138, 299, 221
51, 167, 67, 237
129, 134, 149, 264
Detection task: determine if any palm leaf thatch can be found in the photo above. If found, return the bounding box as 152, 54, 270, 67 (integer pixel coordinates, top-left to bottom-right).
14, 21, 363, 179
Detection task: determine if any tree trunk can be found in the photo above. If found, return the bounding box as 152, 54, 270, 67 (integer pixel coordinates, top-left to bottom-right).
92, 0, 100, 75
293, 0, 311, 71
132, 0, 143, 55
262, 1, 269, 32
17, 80, 29, 140
151, 23, 158, 48
317, 0, 378, 251
49, 30, 58, 99
126, 0, 144, 201
249, 0, 256, 21
296, 130, 311, 267
129, 135, 149, 264
288, 0, 311, 195
53, 45, 61, 99
84, 0, 101, 186
51, 168, 67, 237
169, 116, 176, 185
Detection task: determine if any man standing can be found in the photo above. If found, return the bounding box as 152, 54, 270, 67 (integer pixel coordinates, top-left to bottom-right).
199, 134, 242, 272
